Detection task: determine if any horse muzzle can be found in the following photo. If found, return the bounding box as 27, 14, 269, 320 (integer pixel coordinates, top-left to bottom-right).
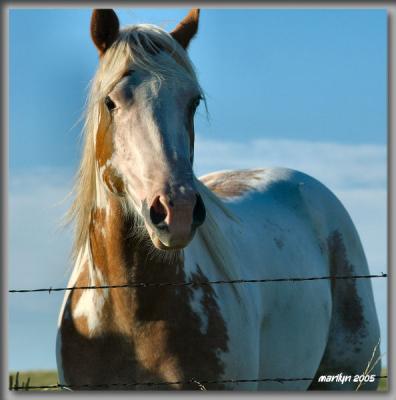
142, 189, 206, 250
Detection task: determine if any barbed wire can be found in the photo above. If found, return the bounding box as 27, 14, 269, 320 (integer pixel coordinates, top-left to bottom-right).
8, 273, 387, 294
8, 274, 388, 391
9, 374, 388, 390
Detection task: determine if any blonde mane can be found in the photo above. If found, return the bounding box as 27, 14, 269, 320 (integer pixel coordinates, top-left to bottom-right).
67, 23, 240, 282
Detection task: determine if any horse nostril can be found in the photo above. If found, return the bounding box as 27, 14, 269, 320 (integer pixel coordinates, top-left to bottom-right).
150, 196, 167, 226
193, 194, 206, 227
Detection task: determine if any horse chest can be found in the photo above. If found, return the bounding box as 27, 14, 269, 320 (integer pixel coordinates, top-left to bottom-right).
58, 270, 233, 389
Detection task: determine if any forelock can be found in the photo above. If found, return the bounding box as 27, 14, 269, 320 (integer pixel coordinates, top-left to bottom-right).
92, 24, 200, 100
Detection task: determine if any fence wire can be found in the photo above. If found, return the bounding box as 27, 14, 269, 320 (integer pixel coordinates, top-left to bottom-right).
9, 375, 388, 391
8, 273, 387, 294
9, 272, 388, 391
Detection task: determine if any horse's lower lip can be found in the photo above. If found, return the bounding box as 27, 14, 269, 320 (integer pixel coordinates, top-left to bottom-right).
146, 222, 194, 250
151, 232, 191, 250
152, 236, 171, 250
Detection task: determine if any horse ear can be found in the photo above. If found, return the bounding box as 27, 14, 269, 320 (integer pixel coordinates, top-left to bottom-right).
170, 9, 200, 49
90, 9, 120, 56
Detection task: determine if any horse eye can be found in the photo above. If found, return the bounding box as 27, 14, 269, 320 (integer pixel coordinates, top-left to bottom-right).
105, 96, 116, 111
191, 97, 201, 112
122, 69, 135, 78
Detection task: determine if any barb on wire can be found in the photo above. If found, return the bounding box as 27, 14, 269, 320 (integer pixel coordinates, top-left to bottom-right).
9, 375, 388, 391
190, 378, 207, 390
8, 273, 388, 294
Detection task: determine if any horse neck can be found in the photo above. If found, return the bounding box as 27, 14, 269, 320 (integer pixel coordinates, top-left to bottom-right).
68, 193, 229, 387
86, 195, 185, 289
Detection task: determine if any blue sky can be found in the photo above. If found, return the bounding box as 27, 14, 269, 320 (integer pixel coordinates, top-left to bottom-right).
8, 8, 387, 373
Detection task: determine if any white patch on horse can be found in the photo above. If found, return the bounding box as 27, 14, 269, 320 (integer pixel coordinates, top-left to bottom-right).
73, 288, 105, 334
73, 267, 108, 335
64, 242, 109, 335
190, 286, 209, 334
56, 330, 66, 386
57, 242, 90, 327
105, 55, 199, 211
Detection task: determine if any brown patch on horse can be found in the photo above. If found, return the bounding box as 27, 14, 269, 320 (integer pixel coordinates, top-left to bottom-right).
201, 169, 264, 199
60, 299, 149, 389
95, 106, 125, 195
190, 265, 229, 351
95, 107, 125, 195
90, 9, 120, 56
124, 233, 229, 388
60, 197, 229, 389
96, 106, 113, 167
327, 230, 365, 335
171, 9, 200, 49
59, 260, 135, 388
273, 237, 284, 250
89, 208, 108, 266
102, 166, 125, 195
308, 230, 368, 390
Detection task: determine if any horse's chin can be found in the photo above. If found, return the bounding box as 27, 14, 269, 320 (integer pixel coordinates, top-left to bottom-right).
147, 227, 194, 251
151, 237, 179, 250
151, 234, 192, 251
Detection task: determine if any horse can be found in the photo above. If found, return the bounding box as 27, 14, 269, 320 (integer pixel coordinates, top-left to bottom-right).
56, 8, 381, 390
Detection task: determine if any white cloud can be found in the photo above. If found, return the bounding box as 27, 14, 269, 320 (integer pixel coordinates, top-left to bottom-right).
194, 137, 386, 189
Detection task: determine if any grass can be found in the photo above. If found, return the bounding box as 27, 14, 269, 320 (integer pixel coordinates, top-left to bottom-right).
377, 368, 388, 392
9, 368, 388, 391
9, 370, 59, 391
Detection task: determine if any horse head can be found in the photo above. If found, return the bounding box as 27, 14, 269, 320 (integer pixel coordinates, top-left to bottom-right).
89, 9, 206, 250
